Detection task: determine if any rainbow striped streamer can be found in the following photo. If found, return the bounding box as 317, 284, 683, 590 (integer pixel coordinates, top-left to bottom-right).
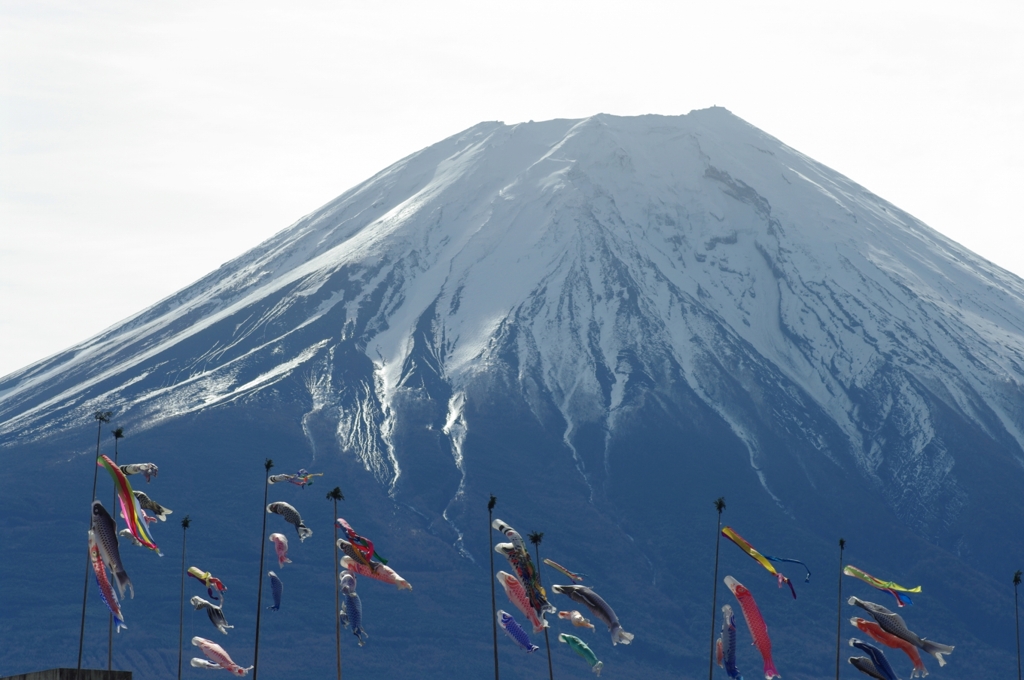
98, 454, 162, 555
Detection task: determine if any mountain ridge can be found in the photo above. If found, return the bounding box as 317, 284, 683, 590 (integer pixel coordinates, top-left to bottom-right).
8, 110, 1024, 509
2, 108, 1023, 679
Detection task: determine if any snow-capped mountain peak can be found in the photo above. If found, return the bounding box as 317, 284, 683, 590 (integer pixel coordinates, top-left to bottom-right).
5, 109, 1024, 534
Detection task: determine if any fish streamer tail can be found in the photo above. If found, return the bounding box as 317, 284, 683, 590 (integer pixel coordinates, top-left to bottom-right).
113, 568, 134, 600
298, 524, 313, 542
763, 659, 781, 679
592, 661, 603, 676
920, 639, 953, 666
353, 627, 368, 647
611, 624, 635, 645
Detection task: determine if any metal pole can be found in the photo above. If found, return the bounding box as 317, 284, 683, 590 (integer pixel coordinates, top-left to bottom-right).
835, 538, 846, 680
1015, 571, 1022, 680
178, 516, 191, 680
335, 499, 341, 680
488, 495, 499, 680
108, 429, 121, 671
529, 533, 554, 680
708, 498, 725, 680
77, 410, 111, 679
328, 487, 344, 680
252, 458, 273, 680
335, 498, 341, 680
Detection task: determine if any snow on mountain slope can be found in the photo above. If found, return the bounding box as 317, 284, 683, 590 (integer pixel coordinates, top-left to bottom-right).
4, 108, 1024, 540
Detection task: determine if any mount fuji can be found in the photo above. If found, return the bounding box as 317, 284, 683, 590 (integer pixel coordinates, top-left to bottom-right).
3, 109, 1023, 679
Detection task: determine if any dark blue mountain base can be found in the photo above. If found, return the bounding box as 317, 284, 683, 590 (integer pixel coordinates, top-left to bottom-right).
0, 366, 1019, 678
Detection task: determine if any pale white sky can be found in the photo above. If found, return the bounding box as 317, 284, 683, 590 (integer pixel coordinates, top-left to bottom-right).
1, 1, 1021, 378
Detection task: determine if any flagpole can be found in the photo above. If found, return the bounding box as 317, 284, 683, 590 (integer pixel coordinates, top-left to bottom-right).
252, 458, 273, 680
177, 515, 191, 680
835, 538, 846, 680
76, 410, 112, 680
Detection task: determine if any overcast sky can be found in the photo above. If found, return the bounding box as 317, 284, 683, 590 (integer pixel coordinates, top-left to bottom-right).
2, 1, 1021, 378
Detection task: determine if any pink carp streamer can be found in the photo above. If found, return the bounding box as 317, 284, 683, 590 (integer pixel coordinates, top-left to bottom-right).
725, 575, 780, 679
98, 454, 161, 555
497, 571, 547, 633
269, 533, 292, 568
191, 637, 251, 676
340, 555, 412, 590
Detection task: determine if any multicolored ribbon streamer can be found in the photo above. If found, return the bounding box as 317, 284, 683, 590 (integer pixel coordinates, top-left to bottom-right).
721, 526, 797, 598
337, 518, 388, 565
844, 564, 919, 607
188, 567, 227, 601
